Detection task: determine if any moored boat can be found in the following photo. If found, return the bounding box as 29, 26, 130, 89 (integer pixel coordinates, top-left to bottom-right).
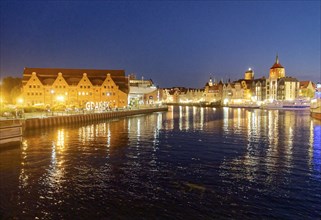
261, 99, 310, 110
228, 102, 260, 109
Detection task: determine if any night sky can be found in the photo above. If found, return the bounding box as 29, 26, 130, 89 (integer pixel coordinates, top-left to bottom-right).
0, 1, 320, 88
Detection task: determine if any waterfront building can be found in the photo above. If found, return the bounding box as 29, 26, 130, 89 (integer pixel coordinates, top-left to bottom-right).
204, 78, 224, 103
277, 77, 299, 100
266, 54, 285, 100
253, 77, 267, 101
222, 81, 245, 105
299, 81, 316, 99
22, 68, 129, 108
128, 74, 159, 106
162, 87, 203, 104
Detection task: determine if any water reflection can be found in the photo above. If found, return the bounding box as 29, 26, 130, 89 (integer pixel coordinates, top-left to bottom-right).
312, 120, 321, 177
220, 109, 321, 184
2, 107, 321, 219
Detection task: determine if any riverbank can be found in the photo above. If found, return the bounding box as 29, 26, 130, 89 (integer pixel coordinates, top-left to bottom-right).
23, 106, 168, 129
0, 120, 23, 149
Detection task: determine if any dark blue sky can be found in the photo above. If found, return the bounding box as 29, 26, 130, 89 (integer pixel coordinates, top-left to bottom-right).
1, 1, 320, 87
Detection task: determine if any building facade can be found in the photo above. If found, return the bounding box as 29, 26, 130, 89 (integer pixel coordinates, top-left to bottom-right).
299, 81, 316, 99
22, 68, 129, 109
128, 74, 159, 106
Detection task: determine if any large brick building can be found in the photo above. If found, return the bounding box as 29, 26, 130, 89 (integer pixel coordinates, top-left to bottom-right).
22, 68, 129, 108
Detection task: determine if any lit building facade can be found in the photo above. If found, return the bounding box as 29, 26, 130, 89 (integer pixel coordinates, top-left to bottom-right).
277, 77, 299, 100
22, 68, 129, 108
203, 78, 224, 103
299, 81, 316, 99
128, 74, 159, 106
266, 54, 286, 100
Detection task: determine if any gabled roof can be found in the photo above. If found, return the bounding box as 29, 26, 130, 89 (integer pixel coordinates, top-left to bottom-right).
300, 81, 311, 88
22, 67, 129, 93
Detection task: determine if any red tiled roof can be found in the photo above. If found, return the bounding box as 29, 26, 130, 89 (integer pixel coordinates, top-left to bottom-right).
270, 62, 284, 69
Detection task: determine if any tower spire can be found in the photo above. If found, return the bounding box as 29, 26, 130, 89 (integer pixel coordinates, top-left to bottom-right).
276, 53, 279, 64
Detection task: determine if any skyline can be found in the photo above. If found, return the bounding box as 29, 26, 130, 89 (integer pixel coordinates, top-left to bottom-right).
0, 1, 320, 87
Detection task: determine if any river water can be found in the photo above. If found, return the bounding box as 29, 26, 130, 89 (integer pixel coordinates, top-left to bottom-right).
1, 106, 320, 219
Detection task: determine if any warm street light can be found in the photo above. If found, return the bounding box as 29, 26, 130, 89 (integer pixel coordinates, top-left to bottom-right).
56, 95, 64, 102
17, 98, 24, 105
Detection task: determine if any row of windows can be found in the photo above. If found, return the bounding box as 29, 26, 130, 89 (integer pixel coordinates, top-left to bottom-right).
79, 85, 114, 89
80, 85, 90, 89
77, 92, 116, 96
29, 85, 115, 90
29, 85, 41, 88
27, 92, 42, 96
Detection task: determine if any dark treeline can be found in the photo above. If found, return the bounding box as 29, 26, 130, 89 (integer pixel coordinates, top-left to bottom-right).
0, 77, 22, 104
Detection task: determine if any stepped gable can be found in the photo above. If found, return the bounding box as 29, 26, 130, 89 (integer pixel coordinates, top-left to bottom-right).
22, 67, 129, 93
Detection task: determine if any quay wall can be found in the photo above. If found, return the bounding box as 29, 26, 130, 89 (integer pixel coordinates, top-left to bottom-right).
23, 107, 168, 130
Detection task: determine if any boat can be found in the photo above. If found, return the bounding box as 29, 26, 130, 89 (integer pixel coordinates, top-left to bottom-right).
228, 102, 260, 109
310, 83, 321, 120
261, 99, 310, 110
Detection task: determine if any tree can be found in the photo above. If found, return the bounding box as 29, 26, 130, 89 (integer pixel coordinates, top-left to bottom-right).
0, 77, 22, 104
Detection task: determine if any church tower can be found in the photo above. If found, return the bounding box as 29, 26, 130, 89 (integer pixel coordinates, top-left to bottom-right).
269, 54, 285, 79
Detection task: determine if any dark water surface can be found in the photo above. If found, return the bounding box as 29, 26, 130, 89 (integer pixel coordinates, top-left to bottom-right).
1, 106, 321, 219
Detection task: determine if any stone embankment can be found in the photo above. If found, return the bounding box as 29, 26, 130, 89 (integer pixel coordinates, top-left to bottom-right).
23, 107, 168, 130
